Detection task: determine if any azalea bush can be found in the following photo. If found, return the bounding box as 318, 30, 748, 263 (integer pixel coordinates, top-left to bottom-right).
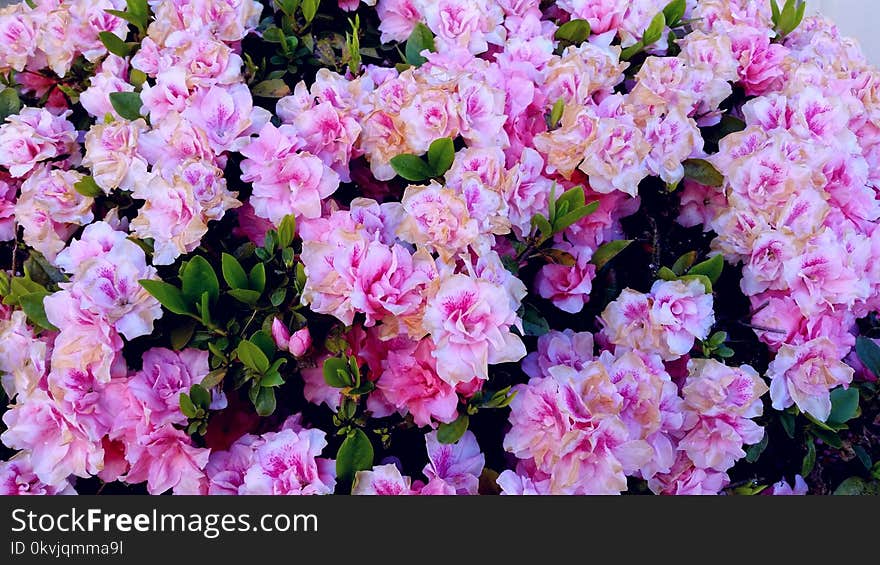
0, 0, 879, 496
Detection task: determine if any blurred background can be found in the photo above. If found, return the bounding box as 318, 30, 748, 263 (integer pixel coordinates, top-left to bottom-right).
812, 0, 879, 64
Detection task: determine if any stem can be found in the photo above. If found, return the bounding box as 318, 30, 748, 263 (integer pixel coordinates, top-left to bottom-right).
738, 321, 787, 335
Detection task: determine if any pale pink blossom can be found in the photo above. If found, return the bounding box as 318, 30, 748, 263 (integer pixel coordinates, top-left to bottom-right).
423, 274, 526, 385
241, 428, 336, 495
768, 338, 855, 421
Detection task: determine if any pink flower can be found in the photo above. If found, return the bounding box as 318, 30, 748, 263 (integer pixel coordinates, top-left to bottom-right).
0, 11, 37, 72
768, 337, 854, 421
130, 174, 209, 265
422, 430, 484, 495
423, 274, 526, 385
140, 68, 191, 122
768, 475, 808, 495
397, 181, 479, 262
377, 0, 422, 43
183, 83, 271, 154
521, 329, 595, 380
678, 414, 764, 472
376, 339, 459, 427
0, 108, 78, 178
579, 116, 650, 196
535, 253, 597, 314
0, 454, 76, 495
647, 452, 730, 495
557, 0, 628, 35
15, 167, 94, 260
1, 391, 103, 486
730, 26, 787, 96
352, 464, 414, 495
417, 0, 505, 55
123, 424, 209, 495
0, 311, 48, 401
82, 119, 149, 193
272, 319, 313, 357
399, 87, 462, 154
241, 123, 340, 224
206, 434, 259, 495
682, 359, 768, 419
129, 348, 210, 428
241, 428, 336, 495
79, 56, 135, 120
648, 279, 715, 360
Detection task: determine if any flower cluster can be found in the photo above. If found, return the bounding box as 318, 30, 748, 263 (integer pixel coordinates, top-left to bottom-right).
0, 0, 877, 496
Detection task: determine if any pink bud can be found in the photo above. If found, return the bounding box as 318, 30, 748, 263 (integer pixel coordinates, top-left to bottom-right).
271, 318, 291, 351
288, 327, 312, 357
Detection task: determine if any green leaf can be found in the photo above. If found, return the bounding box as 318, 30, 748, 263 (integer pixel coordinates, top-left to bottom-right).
827, 387, 860, 426
555, 185, 586, 216
249, 263, 266, 293
199, 291, 212, 326
683, 158, 724, 187
323, 356, 353, 388
671, 251, 697, 276
662, 0, 686, 27
0, 88, 22, 123
590, 240, 633, 270
521, 304, 550, 337
687, 254, 724, 285
548, 98, 565, 128
179, 394, 197, 419
553, 200, 599, 233
251, 330, 275, 360
190, 383, 211, 409
200, 368, 226, 389
228, 288, 261, 305
98, 31, 132, 57
170, 320, 196, 350
427, 137, 455, 177
771, 0, 781, 25
254, 386, 276, 416
620, 40, 644, 61
780, 411, 796, 438
105, 8, 147, 35
642, 12, 666, 46
301, 0, 319, 23
108, 91, 143, 121
237, 340, 270, 373
833, 477, 880, 496
73, 176, 103, 198
530, 214, 553, 242
678, 274, 712, 294
812, 427, 842, 449
801, 438, 816, 477
337, 429, 374, 485
437, 413, 469, 444
20, 292, 57, 331
657, 266, 677, 281
261, 371, 284, 387
181, 256, 219, 305
745, 433, 768, 464
855, 336, 880, 378
390, 154, 433, 182
139, 280, 191, 315
277, 215, 297, 249
270, 287, 287, 307
554, 19, 591, 44
252, 79, 291, 98
221, 252, 249, 290
405, 23, 435, 67
853, 445, 872, 471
